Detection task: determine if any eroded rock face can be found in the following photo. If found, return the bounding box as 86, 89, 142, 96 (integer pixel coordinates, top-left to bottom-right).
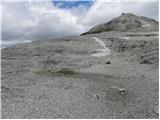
109, 35, 159, 65
81, 13, 158, 35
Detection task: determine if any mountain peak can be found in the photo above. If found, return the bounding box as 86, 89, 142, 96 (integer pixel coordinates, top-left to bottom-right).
81, 13, 158, 35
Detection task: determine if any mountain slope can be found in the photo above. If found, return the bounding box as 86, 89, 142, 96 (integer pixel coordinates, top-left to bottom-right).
81, 13, 158, 35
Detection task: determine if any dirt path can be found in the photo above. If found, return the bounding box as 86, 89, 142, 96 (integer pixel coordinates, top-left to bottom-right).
91, 37, 110, 57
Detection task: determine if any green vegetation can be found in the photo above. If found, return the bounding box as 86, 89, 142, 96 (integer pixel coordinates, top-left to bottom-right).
54, 68, 75, 75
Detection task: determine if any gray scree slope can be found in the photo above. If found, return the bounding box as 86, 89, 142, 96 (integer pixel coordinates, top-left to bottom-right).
1, 13, 159, 119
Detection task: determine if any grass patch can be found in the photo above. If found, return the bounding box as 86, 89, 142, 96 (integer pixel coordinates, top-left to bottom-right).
34, 68, 75, 76
54, 68, 75, 75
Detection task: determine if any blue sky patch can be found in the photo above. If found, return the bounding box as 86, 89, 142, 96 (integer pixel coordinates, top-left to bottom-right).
52, 0, 94, 9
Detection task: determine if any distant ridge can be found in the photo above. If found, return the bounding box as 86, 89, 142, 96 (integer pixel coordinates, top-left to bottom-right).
81, 13, 159, 35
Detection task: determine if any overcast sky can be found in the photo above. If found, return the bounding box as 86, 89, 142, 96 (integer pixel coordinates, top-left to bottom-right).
1, 0, 159, 42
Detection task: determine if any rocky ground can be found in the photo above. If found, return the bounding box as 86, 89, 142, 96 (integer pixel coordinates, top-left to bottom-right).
1, 31, 159, 118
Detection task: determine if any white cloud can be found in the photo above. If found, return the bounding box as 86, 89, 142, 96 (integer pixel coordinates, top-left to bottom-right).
81, 0, 159, 28
1, 0, 85, 41
1, 0, 159, 45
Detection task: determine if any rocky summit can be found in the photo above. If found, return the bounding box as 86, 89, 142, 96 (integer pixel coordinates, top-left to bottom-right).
81, 13, 158, 35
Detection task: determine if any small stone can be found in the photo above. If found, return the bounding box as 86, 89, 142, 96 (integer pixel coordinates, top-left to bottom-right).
118, 88, 126, 95
94, 95, 99, 99
105, 61, 111, 64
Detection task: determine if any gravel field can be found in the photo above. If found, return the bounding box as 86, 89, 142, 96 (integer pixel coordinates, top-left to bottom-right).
1, 31, 159, 119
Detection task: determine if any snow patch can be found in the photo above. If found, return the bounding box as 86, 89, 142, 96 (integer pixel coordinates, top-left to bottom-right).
142, 24, 151, 28
122, 37, 130, 40
118, 23, 122, 25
